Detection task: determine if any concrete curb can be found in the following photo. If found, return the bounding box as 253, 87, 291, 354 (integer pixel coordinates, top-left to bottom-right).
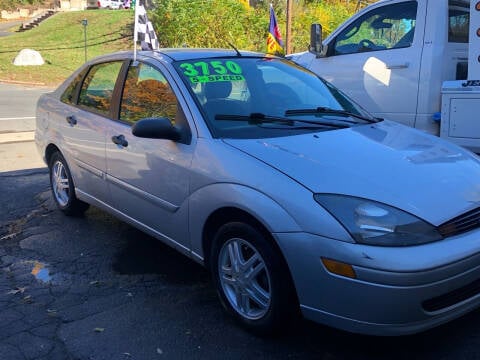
0, 79, 47, 86
0, 131, 34, 144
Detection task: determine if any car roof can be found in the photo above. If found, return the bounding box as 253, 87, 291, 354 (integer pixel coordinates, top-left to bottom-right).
154, 48, 268, 61
82, 48, 278, 73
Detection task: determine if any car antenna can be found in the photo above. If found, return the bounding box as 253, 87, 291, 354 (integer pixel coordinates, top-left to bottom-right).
227, 42, 242, 57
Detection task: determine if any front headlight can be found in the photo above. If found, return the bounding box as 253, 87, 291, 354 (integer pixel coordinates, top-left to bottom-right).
314, 194, 442, 246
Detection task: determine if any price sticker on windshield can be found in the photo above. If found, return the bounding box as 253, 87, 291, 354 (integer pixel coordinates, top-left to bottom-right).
179, 60, 245, 83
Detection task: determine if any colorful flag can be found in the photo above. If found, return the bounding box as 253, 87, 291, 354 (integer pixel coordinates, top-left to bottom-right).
135, 2, 159, 51
266, 4, 284, 55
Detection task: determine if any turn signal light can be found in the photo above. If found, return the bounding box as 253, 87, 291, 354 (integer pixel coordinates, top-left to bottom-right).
321, 258, 357, 279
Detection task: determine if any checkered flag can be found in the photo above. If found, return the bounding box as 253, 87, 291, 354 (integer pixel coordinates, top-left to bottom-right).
136, 3, 159, 50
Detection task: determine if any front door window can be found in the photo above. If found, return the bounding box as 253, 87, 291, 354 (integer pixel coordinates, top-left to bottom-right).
333, 1, 417, 55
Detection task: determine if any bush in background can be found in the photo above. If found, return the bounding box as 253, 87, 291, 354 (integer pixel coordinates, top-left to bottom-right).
152, 0, 266, 50
152, 0, 357, 54
0, 0, 49, 11
291, 0, 357, 52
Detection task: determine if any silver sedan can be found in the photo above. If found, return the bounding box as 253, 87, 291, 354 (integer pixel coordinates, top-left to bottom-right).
36, 49, 480, 335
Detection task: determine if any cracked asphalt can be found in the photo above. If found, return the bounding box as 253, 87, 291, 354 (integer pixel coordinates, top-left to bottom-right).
0, 168, 222, 360
3, 165, 480, 360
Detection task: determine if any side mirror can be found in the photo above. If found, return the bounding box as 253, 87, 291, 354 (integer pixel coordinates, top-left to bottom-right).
309, 23, 326, 57
131, 117, 181, 142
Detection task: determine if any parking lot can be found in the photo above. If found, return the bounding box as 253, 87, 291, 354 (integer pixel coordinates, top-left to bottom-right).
4, 169, 480, 359
2, 83, 480, 359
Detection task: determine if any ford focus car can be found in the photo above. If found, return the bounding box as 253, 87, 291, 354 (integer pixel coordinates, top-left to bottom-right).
36, 49, 480, 336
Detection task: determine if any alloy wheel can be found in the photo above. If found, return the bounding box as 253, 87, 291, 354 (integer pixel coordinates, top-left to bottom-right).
51, 160, 70, 207
218, 237, 272, 320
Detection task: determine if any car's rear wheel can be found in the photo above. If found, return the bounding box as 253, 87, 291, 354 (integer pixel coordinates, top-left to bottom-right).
49, 151, 89, 216
210, 222, 297, 335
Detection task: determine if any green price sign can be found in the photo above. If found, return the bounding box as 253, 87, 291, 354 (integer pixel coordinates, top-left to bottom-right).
179, 61, 245, 83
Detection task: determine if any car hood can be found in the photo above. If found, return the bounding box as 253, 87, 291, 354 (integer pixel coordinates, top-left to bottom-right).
222, 121, 480, 225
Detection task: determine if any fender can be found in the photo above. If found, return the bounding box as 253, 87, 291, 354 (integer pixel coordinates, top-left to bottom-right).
188, 182, 302, 260
36, 95, 71, 165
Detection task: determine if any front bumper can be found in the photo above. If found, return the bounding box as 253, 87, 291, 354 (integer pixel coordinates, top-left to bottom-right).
274, 229, 480, 336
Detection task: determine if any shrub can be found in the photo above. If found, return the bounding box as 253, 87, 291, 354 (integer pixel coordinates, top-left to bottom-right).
152, 0, 267, 50
0, 0, 49, 11
151, 0, 356, 54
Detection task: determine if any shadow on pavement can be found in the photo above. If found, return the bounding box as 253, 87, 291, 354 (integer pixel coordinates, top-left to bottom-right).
112, 226, 208, 285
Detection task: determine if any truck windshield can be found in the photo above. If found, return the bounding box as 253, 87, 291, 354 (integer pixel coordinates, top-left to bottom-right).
173, 57, 373, 139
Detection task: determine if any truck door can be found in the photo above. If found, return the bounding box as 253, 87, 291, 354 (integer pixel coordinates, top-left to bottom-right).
310, 0, 424, 127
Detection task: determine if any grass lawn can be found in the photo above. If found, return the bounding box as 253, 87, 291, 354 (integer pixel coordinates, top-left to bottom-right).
0, 9, 134, 86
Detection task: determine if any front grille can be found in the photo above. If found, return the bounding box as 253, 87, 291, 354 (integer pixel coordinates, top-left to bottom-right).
438, 207, 480, 238
422, 277, 480, 312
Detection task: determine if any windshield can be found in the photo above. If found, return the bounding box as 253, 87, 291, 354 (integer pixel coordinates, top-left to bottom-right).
173, 56, 374, 139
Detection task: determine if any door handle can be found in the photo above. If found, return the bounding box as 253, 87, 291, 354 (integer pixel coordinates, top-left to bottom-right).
386, 62, 409, 69
111, 134, 128, 147
66, 115, 77, 126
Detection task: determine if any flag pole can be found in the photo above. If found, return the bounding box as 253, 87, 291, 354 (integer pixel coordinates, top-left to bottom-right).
133, 0, 139, 62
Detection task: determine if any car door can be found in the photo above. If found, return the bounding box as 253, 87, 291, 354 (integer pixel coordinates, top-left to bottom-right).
105, 60, 194, 252
60, 60, 124, 204
311, 0, 423, 127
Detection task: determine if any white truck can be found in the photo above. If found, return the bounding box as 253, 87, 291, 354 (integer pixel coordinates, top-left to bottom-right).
291, 0, 480, 151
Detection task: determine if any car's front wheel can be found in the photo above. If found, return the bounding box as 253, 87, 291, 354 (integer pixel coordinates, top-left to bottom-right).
210, 222, 297, 335
49, 151, 89, 216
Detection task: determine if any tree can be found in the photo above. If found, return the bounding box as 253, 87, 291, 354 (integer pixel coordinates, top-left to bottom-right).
0, 0, 49, 11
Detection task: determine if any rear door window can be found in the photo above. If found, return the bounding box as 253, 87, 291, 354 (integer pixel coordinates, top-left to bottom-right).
119, 62, 179, 124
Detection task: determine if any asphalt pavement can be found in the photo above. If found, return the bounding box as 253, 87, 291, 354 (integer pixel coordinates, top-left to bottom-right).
0, 21, 21, 37
0, 82, 51, 133
4, 167, 480, 359
0, 83, 50, 172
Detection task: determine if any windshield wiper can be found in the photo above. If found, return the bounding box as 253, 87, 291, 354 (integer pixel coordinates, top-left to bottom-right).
285, 107, 377, 123
214, 113, 350, 129
215, 113, 293, 125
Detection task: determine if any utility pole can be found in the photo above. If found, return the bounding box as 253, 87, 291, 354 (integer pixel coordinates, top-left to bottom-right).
82, 19, 88, 63
286, 0, 293, 54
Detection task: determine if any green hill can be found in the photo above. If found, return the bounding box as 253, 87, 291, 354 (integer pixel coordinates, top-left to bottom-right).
0, 9, 133, 86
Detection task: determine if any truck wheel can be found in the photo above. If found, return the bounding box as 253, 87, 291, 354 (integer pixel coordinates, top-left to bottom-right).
49, 152, 89, 216
210, 222, 297, 335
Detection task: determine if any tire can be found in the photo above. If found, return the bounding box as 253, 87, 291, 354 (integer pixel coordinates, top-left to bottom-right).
49, 151, 89, 216
210, 222, 297, 335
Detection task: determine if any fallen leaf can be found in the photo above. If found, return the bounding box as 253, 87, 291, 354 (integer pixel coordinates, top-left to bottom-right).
6, 287, 27, 295
0, 232, 20, 241
94, 328, 105, 333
